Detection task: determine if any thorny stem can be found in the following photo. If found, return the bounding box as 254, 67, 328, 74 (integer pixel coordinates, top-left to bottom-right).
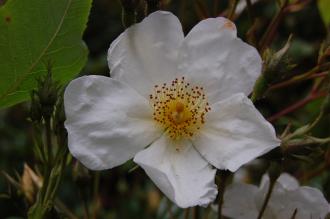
228, 0, 239, 20
269, 61, 330, 91
259, 0, 289, 52
257, 178, 276, 219
300, 163, 329, 182
217, 170, 230, 219
267, 91, 327, 122
269, 71, 328, 90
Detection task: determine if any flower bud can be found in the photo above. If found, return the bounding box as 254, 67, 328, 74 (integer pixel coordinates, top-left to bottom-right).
252, 36, 295, 101
21, 164, 42, 204
36, 70, 60, 119
29, 91, 42, 122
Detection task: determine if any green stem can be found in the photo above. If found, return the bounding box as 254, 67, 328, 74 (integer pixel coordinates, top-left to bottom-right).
92, 172, 101, 219
54, 199, 79, 219
45, 117, 53, 167
166, 199, 173, 219
203, 207, 211, 219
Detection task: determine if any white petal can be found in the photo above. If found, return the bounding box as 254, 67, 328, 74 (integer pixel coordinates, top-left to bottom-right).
289, 186, 330, 219
223, 183, 259, 219
193, 93, 280, 171
108, 11, 184, 98
257, 173, 330, 219
133, 135, 217, 208
64, 76, 161, 170
268, 174, 329, 219
275, 173, 299, 191
178, 17, 262, 104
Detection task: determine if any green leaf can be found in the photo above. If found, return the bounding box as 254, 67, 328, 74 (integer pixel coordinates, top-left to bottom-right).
0, 0, 92, 108
318, 0, 330, 27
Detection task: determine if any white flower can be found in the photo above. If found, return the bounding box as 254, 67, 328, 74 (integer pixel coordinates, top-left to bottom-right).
223, 173, 330, 219
64, 11, 280, 208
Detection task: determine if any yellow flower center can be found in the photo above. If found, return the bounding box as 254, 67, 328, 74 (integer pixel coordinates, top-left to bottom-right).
149, 77, 210, 140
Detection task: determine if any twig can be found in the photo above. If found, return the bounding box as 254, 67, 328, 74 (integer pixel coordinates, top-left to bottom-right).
257, 178, 276, 219
194, 0, 209, 19
267, 91, 327, 122
301, 163, 328, 182
290, 209, 298, 219
259, 0, 289, 52
269, 71, 328, 90
167, 199, 174, 219
217, 170, 230, 219
92, 172, 101, 219
228, 0, 239, 20
213, 0, 220, 17
55, 199, 79, 219
245, 0, 254, 22
193, 206, 200, 219
184, 208, 190, 219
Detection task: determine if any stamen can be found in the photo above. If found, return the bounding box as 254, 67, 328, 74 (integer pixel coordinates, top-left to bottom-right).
149, 77, 210, 140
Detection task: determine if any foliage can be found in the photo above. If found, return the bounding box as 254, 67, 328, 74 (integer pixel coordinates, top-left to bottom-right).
0, 0, 92, 108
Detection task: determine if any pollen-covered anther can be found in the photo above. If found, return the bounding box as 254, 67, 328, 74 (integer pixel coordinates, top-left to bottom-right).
149, 77, 210, 140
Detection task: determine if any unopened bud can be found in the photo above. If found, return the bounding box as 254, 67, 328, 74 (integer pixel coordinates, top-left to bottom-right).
264, 35, 294, 82
38, 77, 59, 117
29, 91, 42, 122
252, 36, 295, 101
21, 164, 42, 204
251, 74, 268, 102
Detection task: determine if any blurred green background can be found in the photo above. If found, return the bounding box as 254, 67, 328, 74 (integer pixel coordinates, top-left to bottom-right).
0, 0, 329, 218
